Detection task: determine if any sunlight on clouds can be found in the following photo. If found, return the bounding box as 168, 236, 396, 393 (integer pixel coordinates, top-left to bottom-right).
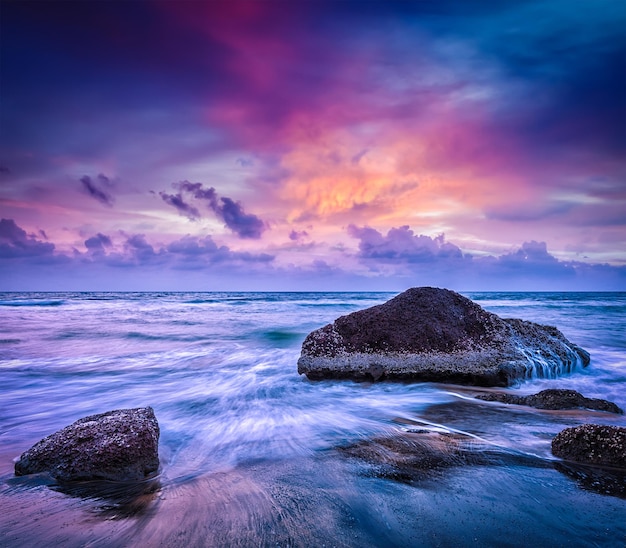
275, 124, 495, 245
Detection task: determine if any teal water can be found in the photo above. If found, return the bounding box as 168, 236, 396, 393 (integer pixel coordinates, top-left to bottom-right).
0, 292, 624, 546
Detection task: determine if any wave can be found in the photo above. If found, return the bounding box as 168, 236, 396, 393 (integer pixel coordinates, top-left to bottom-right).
125, 332, 211, 343
0, 300, 65, 307
257, 330, 303, 346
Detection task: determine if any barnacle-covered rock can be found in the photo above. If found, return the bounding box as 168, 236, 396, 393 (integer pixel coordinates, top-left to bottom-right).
551, 424, 626, 468
298, 287, 589, 387
477, 389, 622, 414
15, 407, 160, 482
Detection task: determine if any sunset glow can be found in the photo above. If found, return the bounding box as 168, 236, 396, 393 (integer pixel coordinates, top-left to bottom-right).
1, 0, 624, 290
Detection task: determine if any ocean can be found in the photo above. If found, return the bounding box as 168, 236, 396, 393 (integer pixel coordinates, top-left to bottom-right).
0, 291, 625, 546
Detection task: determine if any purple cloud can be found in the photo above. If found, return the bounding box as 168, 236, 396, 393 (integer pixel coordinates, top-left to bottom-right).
0, 218, 55, 258
348, 225, 463, 263
504, 241, 556, 264
289, 229, 309, 241
344, 225, 619, 290
176, 181, 219, 205
166, 234, 274, 269
1, 218, 624, 291
159, 191, 201, 220
488, 240, 576, 279
80, 175, 114, 206
166, 235, 220, 256
84, 233, 112, 251
217, 196, 266, 239
125, 234, 159, 263
160, 181, 267, 239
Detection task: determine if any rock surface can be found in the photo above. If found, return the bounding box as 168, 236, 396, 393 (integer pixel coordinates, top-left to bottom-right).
476, 389, 623, 414
298, 287, 590, 386
15, 407, 160, 482
551, 424, 626, 468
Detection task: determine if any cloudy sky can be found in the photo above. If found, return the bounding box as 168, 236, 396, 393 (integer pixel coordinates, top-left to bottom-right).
1, 0, 624, 291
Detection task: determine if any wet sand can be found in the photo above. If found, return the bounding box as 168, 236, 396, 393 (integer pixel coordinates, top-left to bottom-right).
2, 442, 625, 547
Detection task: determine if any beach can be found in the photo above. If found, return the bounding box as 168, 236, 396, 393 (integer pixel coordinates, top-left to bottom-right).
1, 292, 625, 546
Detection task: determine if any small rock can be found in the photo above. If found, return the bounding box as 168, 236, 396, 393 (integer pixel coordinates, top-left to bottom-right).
476, 389, 623, 414
551, 424, 626, 468
15, 407, 160, 482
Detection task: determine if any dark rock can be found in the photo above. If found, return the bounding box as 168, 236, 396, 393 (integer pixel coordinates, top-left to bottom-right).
551, 424, 626, 469
15, 407, 160, 482
476, 389, 623, 414
298, 287, 590, 386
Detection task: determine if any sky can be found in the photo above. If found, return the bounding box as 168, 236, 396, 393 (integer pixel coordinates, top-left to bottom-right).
1, 0, 625, 291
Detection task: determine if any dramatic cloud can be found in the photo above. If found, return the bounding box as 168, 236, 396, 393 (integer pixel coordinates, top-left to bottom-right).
0, 1, 624, 289
80, 174, 114, 206
161, 181, 267, 239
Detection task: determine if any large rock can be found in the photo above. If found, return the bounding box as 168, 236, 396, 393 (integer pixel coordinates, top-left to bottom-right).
476, 389, 623, 414
298, 287, 590, 387
551, 424, 626, 468
15, 407, 160, 482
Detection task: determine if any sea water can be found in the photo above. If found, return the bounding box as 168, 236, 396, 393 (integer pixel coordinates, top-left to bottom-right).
0, 292, 624, 546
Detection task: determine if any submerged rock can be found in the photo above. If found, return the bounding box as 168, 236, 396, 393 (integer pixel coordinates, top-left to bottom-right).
298, 287, 589, 386
339, 430, 544, 482
551, 424, 626, 468
476, 389, 623, 414
339, 431, 470, 481
15, 407, 160, 482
